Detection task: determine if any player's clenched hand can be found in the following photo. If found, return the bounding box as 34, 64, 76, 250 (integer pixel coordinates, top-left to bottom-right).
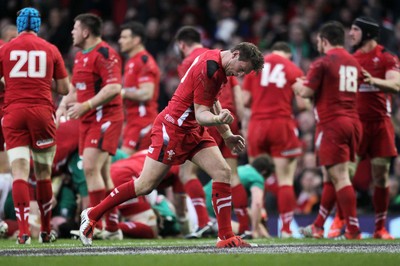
362, 69, 374, 85
67, 102, 91, 119
224, 134, 245, 154
55, 104, 68, 128
214, 109, 234, 124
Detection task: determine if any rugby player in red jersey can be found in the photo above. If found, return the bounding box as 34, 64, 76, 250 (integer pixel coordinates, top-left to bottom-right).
0, 7, 69, 244
119, 22, 160, 155
56, 13, 124, 240
79, 42, 264, 248
243, 41, 308, 238
294, 21, 363, 240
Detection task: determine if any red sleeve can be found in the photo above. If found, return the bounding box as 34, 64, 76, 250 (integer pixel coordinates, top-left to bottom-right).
138, 60, 158, 85
52, 46, 68, 80
383, 52, 400, 73
193, 61, 221, 107
96, 49, 122, 85
304, 58, 324, 92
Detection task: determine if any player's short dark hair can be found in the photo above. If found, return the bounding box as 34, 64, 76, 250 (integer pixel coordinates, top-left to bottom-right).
231, 42, 264, 73
318, 21, 345, 46
271, 41, 291, 54
251, 154, 275, 178
120, 21, 146, 43
175, 26, 201, 45
74, 13, 102, 37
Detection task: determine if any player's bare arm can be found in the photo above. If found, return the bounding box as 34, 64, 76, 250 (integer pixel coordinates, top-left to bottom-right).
194, 102, 234, 126
293, 77, 315, 98
121, 82, 154, 102
212, 100, 245, 154
87, 83, 122, 108
67, 83, 122, 119
295, 94, 312, 111
56, 83, 77, 125
250, 186, 264, 237
363, 69, 400, 93
233, 84, 245, 121
53, 77, 69, 95
242, 90, 252, 108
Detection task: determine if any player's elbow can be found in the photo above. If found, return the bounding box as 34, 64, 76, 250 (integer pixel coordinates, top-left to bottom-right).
108, 84, 122, 97
56, 78, 69, 95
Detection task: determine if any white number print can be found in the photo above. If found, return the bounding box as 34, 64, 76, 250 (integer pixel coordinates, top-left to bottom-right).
260, 63, 287, 88
9, 50, 47, 78
339, 65, 357, 92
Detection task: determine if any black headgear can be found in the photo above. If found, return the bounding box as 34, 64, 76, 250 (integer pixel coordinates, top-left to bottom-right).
353, 16, 380, 44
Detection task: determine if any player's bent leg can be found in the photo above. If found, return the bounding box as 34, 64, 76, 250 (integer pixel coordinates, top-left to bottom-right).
192, 147, 251, 247
180, 161, 212, 234
32, 147, 57, 242
100, 156, 121, 235
7, 146, 30, 180
82, 148, 108, 191
80, 157, 170, 246
227, 158, 250, 235
8, 146, 32, 243
371, 157, 393, 239
274, 157, 297, 237
328, 162, 360, 238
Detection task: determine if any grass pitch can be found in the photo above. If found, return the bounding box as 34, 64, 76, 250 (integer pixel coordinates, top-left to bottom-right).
0, 238, 399, 266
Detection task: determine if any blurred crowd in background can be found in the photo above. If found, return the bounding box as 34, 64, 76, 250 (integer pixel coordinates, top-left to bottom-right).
1, 0, 400, 216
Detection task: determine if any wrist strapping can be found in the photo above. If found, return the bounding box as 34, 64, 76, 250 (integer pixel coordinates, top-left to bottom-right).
221, 129, 233, 139
86, 99, 93, 110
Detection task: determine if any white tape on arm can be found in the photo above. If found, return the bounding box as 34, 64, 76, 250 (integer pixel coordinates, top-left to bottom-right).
221, 129, 233, 139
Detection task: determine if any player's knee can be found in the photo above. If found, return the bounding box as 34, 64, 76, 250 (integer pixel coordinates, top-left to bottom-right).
82, 163, 98, 178
31, 146, 56, 165
7, 146, 30, 164
137, 180, 157, 196
213, 164, 231, 183
371, 157, 391, 167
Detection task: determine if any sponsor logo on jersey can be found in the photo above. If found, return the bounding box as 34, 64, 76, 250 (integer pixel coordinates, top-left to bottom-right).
359, 83, 380, 92
167, 149, 175, 160
281, 147, 302, 156
75, 82, 87, 90
164, 114, 175, 124
36, 138, 54, 147
148, 146, 154, 154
